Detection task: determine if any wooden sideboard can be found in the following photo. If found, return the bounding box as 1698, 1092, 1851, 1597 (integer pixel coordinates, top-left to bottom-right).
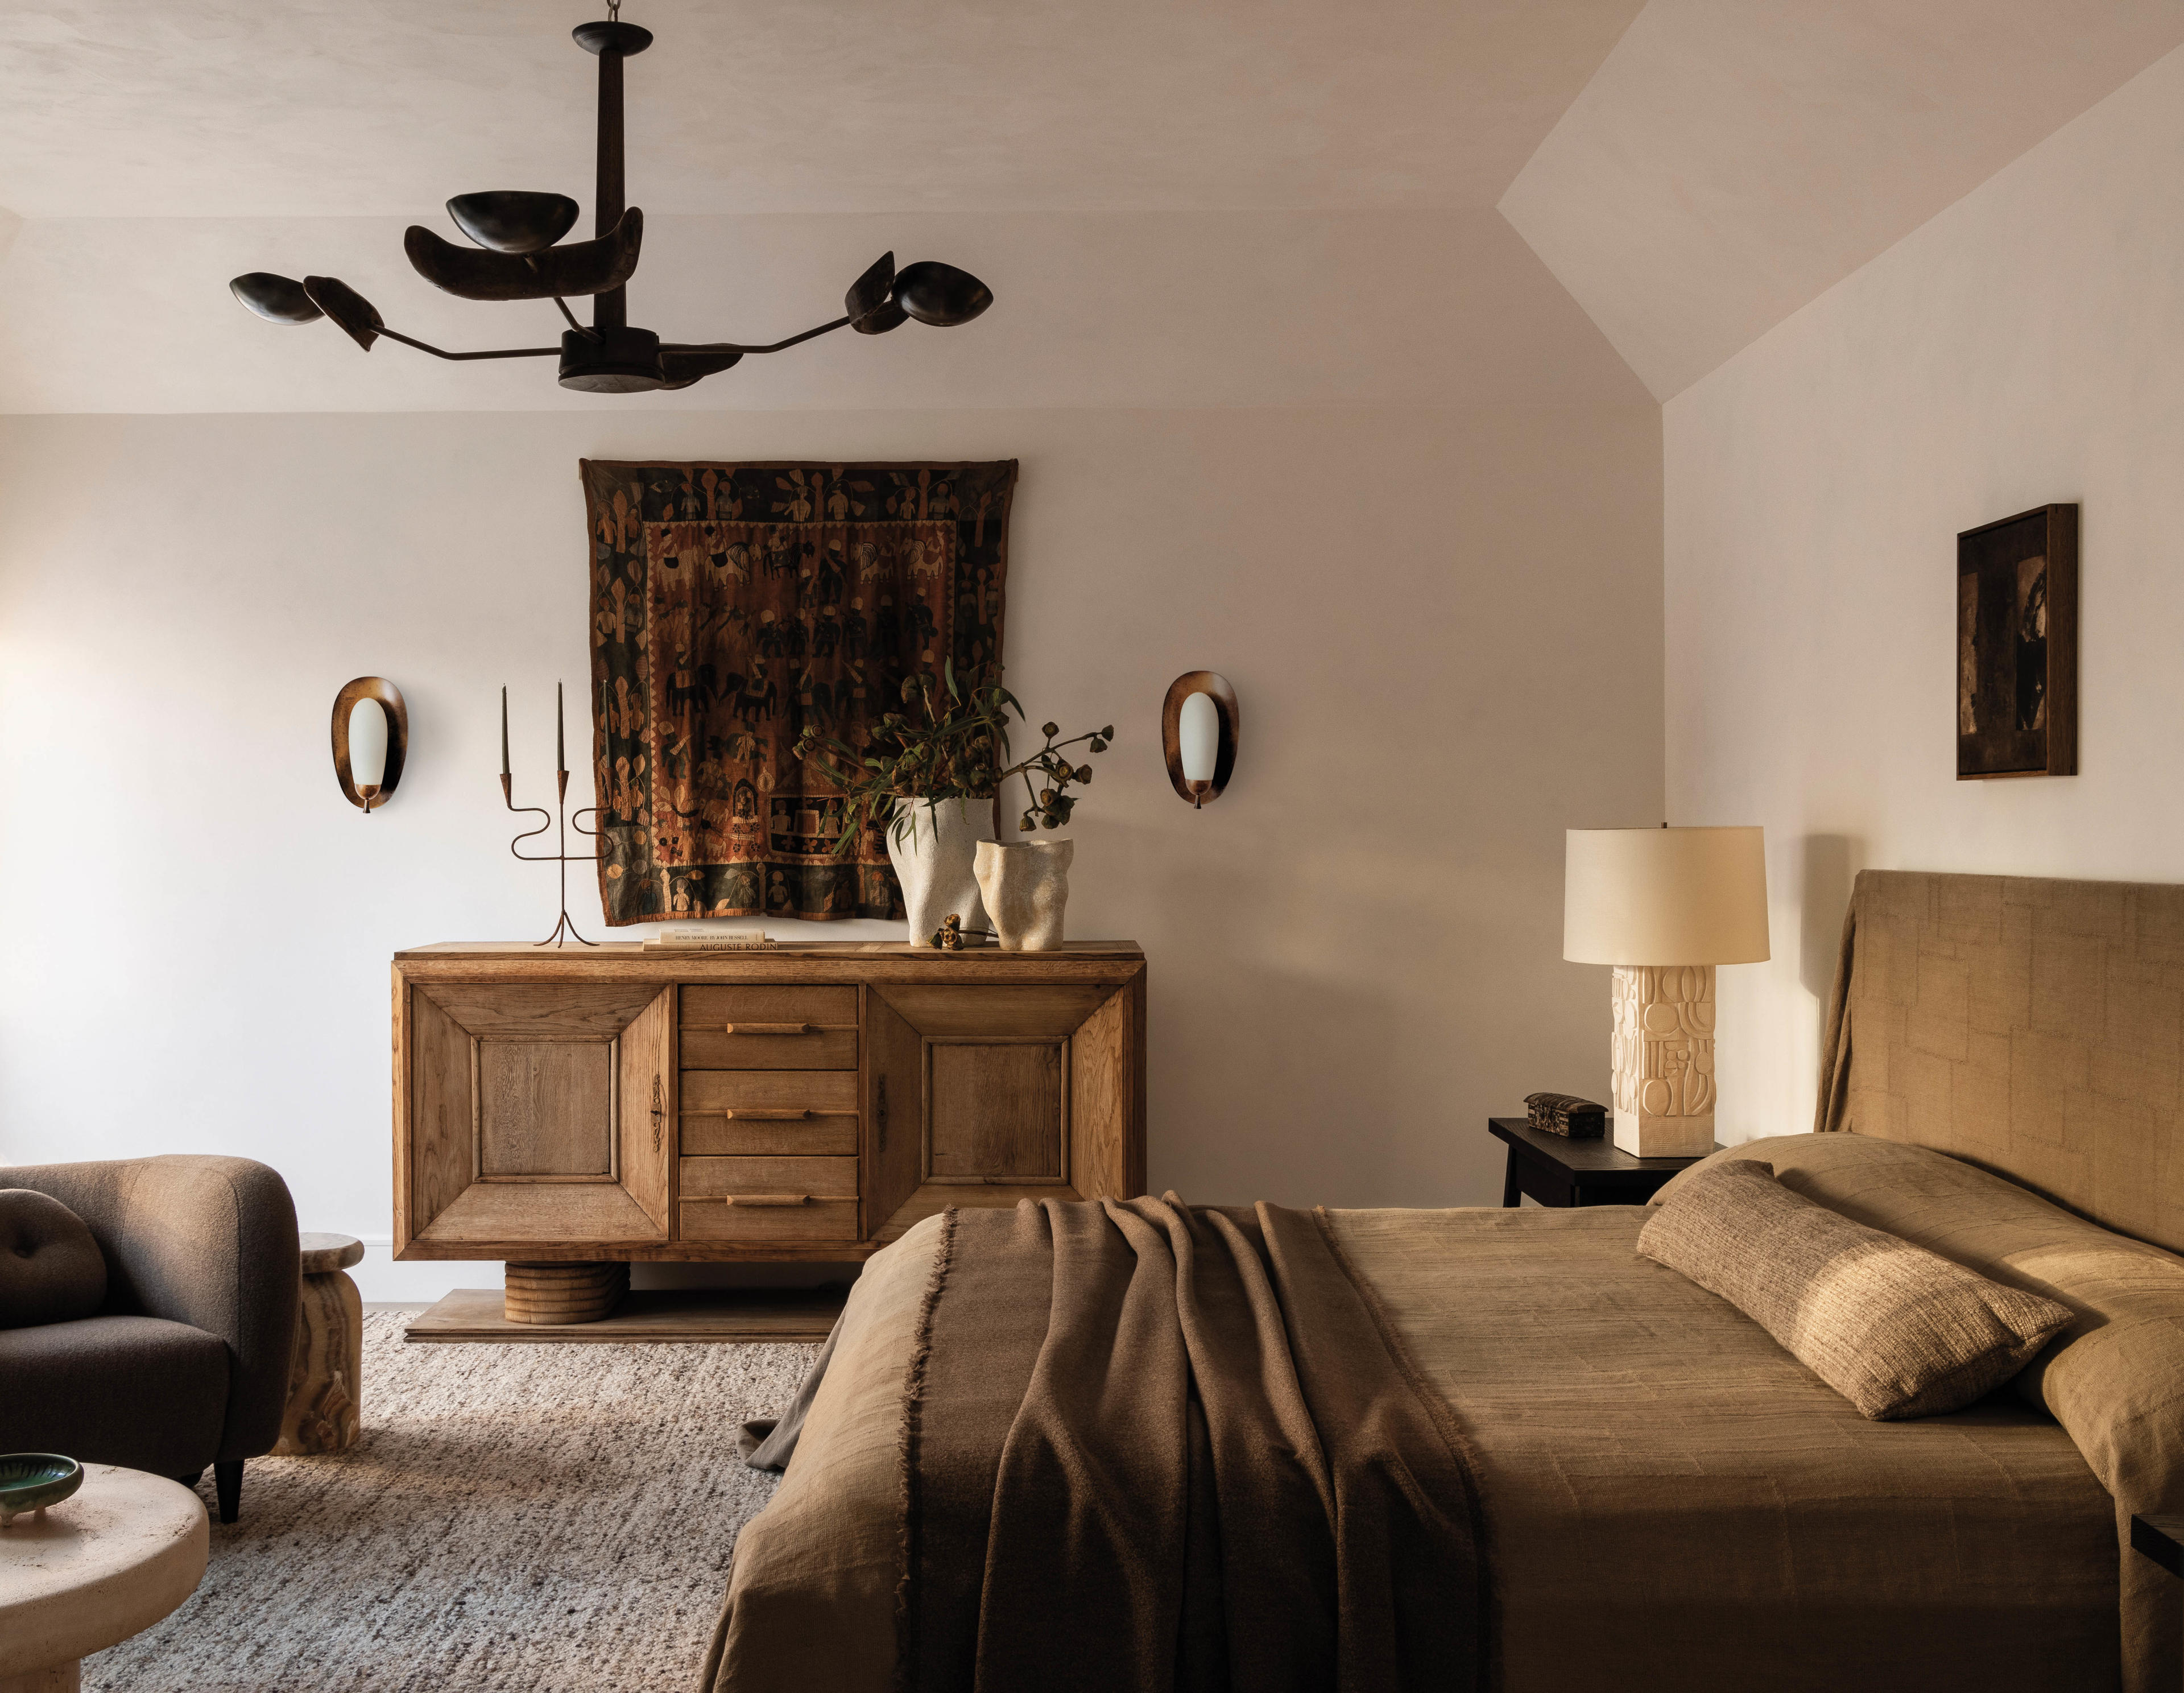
391, 943, 1146, 1315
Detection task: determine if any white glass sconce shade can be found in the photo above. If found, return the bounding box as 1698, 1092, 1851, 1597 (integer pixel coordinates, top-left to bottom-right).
1178, 692, 1219, 783
349, 699, 390, 790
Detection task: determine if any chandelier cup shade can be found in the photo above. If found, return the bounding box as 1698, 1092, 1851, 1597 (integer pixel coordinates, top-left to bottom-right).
231, 272, 323, 325
227, 14, 993, 393
445, 191, 580, 254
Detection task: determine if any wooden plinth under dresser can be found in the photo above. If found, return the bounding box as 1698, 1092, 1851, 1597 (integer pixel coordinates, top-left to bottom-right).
391, 942, 1146, 1329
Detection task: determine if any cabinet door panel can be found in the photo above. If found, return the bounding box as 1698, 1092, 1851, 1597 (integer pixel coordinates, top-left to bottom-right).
479, 1040, 614, 1176
927, 1042, 1065, 1182
867, 980, 1140, 1242
397, 981, 673, 1257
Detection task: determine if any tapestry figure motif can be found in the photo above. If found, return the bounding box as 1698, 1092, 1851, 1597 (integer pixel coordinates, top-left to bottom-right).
581, 459, 1016, 924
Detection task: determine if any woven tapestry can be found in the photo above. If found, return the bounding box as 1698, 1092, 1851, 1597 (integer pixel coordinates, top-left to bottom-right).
582, 459, 1016, 924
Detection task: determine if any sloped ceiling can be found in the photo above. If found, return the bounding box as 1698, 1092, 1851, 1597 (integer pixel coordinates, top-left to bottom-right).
0, 0, 1661, 412
1500, 0, 2184, 402
0, 0, 1644, 215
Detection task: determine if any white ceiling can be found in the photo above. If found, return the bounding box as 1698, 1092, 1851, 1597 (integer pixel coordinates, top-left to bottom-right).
0, 0, 1647, 218
7, 1, 2183, 413
1501, 0, 2184, 400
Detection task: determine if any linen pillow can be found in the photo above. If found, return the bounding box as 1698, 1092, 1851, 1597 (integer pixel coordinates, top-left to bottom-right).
1637, 1159, 2072, 1420
0, 1188, 108, 1328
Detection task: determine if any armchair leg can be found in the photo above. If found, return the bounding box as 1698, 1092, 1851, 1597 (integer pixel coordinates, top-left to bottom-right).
213, 1460, 243, 1524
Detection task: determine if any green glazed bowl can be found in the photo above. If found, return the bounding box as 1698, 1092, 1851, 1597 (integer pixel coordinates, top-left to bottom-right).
0, 1454, 82, 1526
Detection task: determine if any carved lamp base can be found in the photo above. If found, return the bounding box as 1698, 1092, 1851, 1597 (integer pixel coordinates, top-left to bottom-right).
1610, 964, 1718, 1158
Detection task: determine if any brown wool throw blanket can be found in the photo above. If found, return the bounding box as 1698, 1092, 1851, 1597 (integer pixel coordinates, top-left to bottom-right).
900, 1196, 1486, 1693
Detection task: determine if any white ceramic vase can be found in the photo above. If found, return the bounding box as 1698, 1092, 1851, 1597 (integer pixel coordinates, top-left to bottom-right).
886, 796, 991, 944
975, 839, 1074, 951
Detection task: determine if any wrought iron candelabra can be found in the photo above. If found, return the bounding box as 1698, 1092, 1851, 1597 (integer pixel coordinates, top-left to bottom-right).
502, 683, 602, 947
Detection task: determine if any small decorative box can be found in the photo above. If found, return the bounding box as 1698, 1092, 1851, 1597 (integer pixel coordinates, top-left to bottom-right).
1524, 1092, 1607, 1139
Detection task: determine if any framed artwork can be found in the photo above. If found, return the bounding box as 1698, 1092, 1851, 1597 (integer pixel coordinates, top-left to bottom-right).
1956, 503, 2077, 779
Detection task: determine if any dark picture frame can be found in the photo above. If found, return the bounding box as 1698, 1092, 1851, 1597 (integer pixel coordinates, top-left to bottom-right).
1957, 503, 2077, 779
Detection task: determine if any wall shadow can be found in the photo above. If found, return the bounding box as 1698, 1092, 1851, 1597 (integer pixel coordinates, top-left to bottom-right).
1798, 831, 1863, 1005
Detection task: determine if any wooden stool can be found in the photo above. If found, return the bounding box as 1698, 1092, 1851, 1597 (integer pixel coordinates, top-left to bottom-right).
274, 1232, 364, 1456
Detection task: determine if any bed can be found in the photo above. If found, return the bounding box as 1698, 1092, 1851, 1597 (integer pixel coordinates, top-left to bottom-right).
702, 870, 2184, 1692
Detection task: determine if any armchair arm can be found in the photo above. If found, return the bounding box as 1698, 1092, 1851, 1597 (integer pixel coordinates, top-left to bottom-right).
2, 1155, 300, 1461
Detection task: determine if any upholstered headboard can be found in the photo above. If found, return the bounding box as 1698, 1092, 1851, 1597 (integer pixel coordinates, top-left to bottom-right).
1817, 869, 2184, 1254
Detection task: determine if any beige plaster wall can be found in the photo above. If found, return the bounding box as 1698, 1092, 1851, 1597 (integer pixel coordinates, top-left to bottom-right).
1664, 43, 2184, 1142
0, 398, 1660, 1297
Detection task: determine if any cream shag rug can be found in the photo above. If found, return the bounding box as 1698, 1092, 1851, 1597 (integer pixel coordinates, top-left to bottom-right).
90, 1312, 817, 1692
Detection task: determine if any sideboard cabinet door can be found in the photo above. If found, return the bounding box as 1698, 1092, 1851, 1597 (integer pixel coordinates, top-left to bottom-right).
395, 981, 674, 1258
866, 982, 1143, 1243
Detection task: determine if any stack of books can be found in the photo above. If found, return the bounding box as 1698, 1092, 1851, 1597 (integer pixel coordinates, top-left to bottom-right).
639, 927, 780, 952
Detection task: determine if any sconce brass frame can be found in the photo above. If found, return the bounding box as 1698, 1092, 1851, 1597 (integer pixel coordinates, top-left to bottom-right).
332, 676, 408, 812
1160, 671, 1239, 807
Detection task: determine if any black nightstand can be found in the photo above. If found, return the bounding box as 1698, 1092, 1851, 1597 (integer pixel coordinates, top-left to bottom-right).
2132, 1513, 2184, 1577
1489, 1116, 1718, 1208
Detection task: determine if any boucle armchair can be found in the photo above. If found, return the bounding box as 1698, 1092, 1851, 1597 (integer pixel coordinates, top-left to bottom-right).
0, 1155, 299, 1522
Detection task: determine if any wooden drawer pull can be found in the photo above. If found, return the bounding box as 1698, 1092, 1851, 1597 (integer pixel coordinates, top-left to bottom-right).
723, 1194, 812, 1207
723, 1021, 812, 1036
723, 1108, 811, 1121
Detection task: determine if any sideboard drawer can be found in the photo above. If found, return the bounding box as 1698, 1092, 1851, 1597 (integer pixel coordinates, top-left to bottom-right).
681, 1070, 857, 1116
681, 1114, 858, 1157
679, 1155, 858, 1242
680, 1025, 857, 1070
680, 1199, 861, 1242
681, 1155, 856, 1199
681, 985, 857, 1029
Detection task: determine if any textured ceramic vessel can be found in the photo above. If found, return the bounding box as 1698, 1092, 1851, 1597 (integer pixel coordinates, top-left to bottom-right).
975, 839, 1074, 951
886, 797, 991, 944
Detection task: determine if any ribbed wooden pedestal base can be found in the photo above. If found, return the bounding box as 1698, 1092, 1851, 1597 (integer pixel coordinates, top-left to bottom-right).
502, 1261, 630, 1326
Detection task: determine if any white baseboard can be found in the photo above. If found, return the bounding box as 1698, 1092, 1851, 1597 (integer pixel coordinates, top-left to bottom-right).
341, 1237, 500, 1304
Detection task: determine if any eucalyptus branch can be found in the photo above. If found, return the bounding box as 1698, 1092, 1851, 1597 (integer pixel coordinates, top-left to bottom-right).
789, 670, 1114, 856
998, 719, 1115, 834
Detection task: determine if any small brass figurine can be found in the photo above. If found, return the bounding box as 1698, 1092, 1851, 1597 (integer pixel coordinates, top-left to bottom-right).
930, 913, 995, 951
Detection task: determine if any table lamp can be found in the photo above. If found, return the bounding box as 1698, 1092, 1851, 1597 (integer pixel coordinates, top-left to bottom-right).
1563, 826, 1769, 1157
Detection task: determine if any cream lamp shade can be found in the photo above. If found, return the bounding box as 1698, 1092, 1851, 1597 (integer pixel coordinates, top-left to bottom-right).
1564, 827, 1769, 966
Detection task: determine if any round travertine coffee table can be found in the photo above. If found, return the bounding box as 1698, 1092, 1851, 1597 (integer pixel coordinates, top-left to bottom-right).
0, 1465, 207, 1693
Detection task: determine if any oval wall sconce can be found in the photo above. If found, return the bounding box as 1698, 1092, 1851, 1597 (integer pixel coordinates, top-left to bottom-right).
332, 677, 408, 814
1161, 671, 1239, 808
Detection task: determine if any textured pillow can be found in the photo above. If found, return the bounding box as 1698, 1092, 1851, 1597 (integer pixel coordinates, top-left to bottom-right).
0, 1188, 108, 1328
1637, 1159, 2072, 1420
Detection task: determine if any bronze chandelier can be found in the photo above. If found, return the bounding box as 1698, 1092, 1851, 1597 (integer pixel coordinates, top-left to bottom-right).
228, 7, 994, 393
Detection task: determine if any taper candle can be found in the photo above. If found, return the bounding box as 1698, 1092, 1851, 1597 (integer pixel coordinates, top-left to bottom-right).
556, 682, 566, 774
500, 686, 510, 778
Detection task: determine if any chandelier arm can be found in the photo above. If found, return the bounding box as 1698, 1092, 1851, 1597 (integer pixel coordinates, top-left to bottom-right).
660, 315, 853, 357
552, 296, 599, 340
373, 326, 564, 362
